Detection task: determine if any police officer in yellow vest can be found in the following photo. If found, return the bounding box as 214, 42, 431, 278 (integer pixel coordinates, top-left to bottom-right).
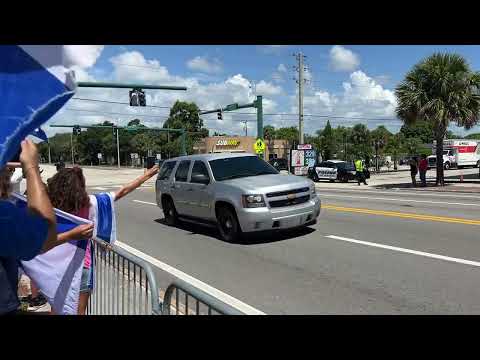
355, 159, 368, 186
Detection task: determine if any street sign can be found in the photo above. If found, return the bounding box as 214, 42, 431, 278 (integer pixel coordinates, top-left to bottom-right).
297, 144, 312, 150
225, 103, 239, 111
156, 154, 161, 160
253, 138, 265, 154
97, 153, 102, 159
130, 153, 138, 159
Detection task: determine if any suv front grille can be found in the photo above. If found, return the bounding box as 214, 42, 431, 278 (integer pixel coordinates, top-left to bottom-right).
266, 187, 309, 198
269, 195, 310, 208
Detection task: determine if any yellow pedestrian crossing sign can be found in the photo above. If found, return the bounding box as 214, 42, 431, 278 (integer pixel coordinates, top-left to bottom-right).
253, 138, 265, 154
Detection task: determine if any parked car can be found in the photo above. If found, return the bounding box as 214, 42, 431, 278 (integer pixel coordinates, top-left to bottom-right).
155, 153, 321, 242
308, 160, 361, 183
268, 157, 288, 171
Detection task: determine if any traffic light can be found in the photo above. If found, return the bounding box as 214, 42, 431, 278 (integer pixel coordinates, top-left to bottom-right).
217, 110, 223, 120
129, 89, 146, 106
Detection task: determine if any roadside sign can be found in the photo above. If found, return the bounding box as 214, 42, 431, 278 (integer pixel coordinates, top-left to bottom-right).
253, 138, 266, 154
97, 153, 102, 159
130, 153, 139, 159
156, 153, 161, 160
297, 144, 312, 150
225, 103, 239, 111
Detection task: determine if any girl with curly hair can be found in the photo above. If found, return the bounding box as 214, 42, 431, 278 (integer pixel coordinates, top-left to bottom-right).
47, 164, 159, 315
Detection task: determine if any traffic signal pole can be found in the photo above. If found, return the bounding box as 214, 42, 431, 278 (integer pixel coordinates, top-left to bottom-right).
199, 95, 264, 157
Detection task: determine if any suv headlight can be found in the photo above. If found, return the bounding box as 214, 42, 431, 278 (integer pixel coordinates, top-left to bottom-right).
242, 194, 266, 208
310, 184, 316, 195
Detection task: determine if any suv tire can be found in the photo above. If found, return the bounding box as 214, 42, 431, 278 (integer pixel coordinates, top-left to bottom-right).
163, 197, 178, 226
216, 205, 242, 243
444, 162, 450, 170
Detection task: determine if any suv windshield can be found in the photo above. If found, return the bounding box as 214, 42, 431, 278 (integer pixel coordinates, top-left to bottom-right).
209, 156, 278, 181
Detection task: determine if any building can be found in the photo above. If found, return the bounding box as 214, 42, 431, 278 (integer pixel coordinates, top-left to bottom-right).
193, 136, 290, 160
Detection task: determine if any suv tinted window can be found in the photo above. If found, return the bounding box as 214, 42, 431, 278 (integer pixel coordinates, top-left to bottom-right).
209, 156, 278, 181
175, 160, 191, 182
190, 161, 210, 183
158, 161, 176, 181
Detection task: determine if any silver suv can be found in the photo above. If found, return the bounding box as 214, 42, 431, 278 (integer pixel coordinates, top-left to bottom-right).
155, 153, 321, 242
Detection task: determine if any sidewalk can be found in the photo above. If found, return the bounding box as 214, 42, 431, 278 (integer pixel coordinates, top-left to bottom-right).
314, 167, 480, 193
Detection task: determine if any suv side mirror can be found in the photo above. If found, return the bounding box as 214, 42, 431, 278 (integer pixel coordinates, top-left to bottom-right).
191, 173, 210, 185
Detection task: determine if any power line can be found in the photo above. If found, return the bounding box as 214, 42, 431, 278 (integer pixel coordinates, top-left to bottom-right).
64, 108, 170, 119
72, 97, 172, 109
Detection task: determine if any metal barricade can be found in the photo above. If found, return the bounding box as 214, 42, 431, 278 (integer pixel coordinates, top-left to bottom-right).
85, 239, 245, 315
162, 279, 244, 315
86, 239, 161, 315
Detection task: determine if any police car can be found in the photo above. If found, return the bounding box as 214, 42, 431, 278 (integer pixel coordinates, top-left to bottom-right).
308, 160, 357, 183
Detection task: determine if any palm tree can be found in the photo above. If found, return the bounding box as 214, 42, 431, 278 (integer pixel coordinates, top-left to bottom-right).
395, 53, 480, 185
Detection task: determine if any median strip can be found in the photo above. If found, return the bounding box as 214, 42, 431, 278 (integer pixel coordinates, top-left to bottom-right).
322, 204, 480, 226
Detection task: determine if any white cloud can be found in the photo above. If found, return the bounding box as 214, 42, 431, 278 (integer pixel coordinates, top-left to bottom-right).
329, 45, 360, 72
289, 70, 399, 134
277, 64, 287, 73
48, 51, 280, 137
255, 80, 283, 96
186, 56, 223, 74
64, 45, 104, 69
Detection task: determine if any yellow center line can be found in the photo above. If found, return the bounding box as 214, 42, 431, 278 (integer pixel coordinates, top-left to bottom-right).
322, 204, 480, 226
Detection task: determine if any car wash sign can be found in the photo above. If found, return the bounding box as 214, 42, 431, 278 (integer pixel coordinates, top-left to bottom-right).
290, 144, 316, 176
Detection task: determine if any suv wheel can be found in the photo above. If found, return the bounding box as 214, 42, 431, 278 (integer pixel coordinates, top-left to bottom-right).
217, 205, 242, 243
444, 162, 450, 170
163, 197, 178, 226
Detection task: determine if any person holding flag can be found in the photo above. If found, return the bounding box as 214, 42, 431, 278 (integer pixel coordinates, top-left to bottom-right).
45, 164, 159, 314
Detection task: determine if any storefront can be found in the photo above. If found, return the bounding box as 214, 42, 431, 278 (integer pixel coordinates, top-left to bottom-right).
193, 136, 290, 160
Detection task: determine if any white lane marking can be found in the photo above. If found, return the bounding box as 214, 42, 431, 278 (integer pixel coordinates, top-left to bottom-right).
326, 235, 480, 268
92, 187, 108, 190
115, 241, 266, 315
317, 193, 480, 207
133, 200, 157, 206
314, 186, 480, 199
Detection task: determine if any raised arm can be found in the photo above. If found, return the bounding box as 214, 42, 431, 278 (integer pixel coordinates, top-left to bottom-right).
113, 165, 159, 201
19, 140, 57, 253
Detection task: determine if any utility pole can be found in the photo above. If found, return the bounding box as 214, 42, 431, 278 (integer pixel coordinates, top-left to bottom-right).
70, 131, 75, 165
295, 53, 306, 145
242, 120, 248, 136
116, 125, 120, 168
48, 142, 52, 164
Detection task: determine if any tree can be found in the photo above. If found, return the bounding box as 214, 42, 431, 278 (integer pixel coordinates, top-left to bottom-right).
275, 127, 299, 147
317, 120, 335, 161
396, 53, 480, 185
163, 100, 207, 155
465, 133, 480, 139
370, 125, 392, 171
399, 121, 434, 144
384, 133, 403, 171
350, 124, 371, 165
263, 125, 276, 140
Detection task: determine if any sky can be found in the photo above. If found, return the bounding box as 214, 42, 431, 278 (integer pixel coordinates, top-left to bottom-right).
47, 45, 480, 138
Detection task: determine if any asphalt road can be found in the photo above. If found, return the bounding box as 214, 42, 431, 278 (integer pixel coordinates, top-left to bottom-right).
90, 183, 480, 314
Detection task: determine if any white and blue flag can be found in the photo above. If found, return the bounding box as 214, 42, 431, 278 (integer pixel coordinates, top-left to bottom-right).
12, 192, 117, 315
0, 45, 76, 167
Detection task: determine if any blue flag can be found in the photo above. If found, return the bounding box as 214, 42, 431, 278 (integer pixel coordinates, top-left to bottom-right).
30, 128, 49, 143
0, 45, 76, 167
12, 192, 117, 315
